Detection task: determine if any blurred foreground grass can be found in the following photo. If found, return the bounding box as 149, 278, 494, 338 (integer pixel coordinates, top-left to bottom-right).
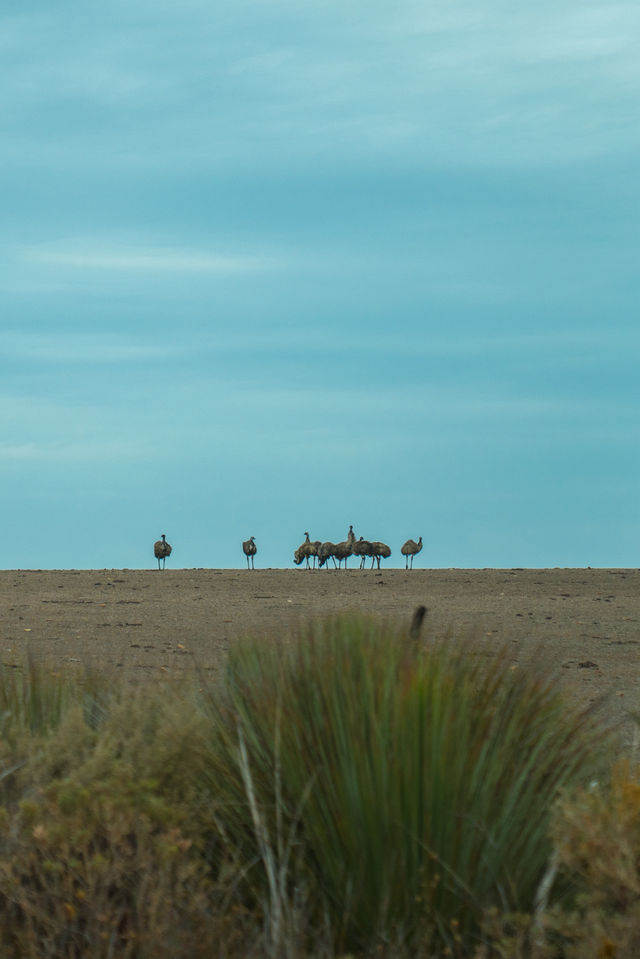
0, 615, 635, 958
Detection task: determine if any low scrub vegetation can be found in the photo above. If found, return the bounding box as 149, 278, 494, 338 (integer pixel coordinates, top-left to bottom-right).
0, 617, 633, 957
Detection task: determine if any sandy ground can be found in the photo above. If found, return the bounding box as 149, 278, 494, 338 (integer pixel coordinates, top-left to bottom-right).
1, 567, 638, 748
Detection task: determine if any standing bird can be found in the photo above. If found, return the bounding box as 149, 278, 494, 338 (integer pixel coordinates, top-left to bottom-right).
353, 537, 373, 570
333, 539, 353, 569
317, 542, 337, 569
153, 534, 172, 570
328, 525, 355, 569
401, 536, 423, 570
294, 532, 321, 569
243, 536, 257, 569
369, 541, 391, 570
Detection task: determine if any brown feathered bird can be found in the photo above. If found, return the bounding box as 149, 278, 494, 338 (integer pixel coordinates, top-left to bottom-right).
332, 538, 354, 569
401, 536, 423, 570
352, 537, 373, 569
317, 542, 337, 569
294, 532, 321, 568
369, 541, 391, 570
243, 536, 257, 569
153, 534, 172, 570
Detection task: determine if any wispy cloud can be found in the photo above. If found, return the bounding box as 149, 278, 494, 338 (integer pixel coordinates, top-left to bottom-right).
1, 332, 187, 363
21, 242, 282, 275
3, 1, 639, 173
0, 440, 153, 464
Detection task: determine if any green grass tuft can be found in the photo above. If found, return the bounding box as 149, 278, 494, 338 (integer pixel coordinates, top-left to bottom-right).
200, 613, 612, 953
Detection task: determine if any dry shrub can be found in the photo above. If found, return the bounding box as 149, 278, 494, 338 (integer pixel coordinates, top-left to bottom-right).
477, 758, 640, 959
0, 690, 225, 959
0, 787, 213, 958
0, 680, 263, 959
0, 664, 323, 959
543, 758, 640, 958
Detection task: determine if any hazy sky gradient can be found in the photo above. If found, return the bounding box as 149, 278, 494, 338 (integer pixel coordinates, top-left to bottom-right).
2, 1, 638, 568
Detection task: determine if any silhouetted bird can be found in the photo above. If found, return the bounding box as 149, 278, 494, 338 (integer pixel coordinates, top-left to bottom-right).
369, 541, 391, 570
154, 534, 172, 570
243, 536, 257, 569
401, 536, 423, 570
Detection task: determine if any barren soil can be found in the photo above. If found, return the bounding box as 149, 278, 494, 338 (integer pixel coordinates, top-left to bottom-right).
1, 567, 638, 748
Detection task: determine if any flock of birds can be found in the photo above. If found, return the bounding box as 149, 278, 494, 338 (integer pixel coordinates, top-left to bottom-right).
154, 529, 423, 571
293, 527, 423, 570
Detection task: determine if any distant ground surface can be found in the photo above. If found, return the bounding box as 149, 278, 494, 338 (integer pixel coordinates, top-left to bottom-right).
1, 567, 638, 748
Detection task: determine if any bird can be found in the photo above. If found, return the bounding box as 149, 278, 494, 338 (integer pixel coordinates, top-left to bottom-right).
333, 539, 353, 569
243, 536, 257, 569
369, 541, 391, 570
317, 542, 337, 569
293, 539, 311, 568
329, 525, 356, 569
153, 534, 172, 570
294, 532, 321, 569
319, 527, 355, 570
352, 537, 373, 570
401, 536, 423, 570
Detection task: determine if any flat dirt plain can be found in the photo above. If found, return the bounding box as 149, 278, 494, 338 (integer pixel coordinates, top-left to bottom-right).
1, 567, 638, 749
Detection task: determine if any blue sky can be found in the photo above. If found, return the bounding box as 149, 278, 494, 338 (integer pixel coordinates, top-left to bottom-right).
2, 0, 639, 569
